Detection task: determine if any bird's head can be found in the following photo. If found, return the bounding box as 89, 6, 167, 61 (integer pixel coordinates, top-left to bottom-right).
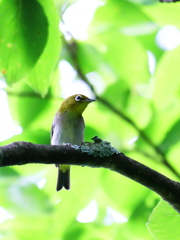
59, 94, 95, 115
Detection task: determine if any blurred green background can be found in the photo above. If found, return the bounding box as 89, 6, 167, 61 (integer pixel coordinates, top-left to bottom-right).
0, 0, 180, 239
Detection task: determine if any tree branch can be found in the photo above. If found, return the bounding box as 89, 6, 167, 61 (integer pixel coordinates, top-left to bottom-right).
160, 0, 180, 2
0, 141, 180, 213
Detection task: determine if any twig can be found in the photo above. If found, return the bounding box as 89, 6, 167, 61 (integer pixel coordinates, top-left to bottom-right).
0, 88, 61, 100
160, 0, 180, 2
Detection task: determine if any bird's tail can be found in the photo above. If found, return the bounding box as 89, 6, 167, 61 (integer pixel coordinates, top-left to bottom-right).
56, 165, 70, 191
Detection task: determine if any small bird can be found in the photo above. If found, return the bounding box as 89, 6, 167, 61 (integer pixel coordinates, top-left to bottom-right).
51, 94, 95, 191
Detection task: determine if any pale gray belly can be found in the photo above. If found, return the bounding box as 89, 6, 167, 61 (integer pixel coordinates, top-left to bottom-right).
51, 116, 84, 145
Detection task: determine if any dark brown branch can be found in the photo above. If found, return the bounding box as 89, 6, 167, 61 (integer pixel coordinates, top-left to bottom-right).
160, 0, 180, 2
0, 141, 180, 213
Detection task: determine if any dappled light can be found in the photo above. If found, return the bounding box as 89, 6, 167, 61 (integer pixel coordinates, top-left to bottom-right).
0, 0, 180, 239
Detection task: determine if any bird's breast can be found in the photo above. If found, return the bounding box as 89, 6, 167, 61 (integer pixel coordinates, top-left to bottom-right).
51, 113, 85, 145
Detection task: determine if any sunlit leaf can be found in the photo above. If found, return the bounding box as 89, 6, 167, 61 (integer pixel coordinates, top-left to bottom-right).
147, 200, 180, 240
8, 82, 51, 128
153, 45, 180, 110
91, 0, 155, 33
159, 120, 180, 152
1, 215, 55, 240
0, 0, 48, 82
23, 0, 61, 96
0, 167, 20, 177
0, 180, 53, 214
142, 3, 180, 28
89, 31, 150, 85
100, 169, 153, 217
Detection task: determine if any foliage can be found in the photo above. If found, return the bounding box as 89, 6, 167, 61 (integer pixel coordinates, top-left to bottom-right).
0, 0, 180, 239
147, 200, 180, 240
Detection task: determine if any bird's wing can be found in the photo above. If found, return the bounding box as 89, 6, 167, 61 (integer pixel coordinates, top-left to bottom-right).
83, 118, 85, 128
51, 116, 56, 139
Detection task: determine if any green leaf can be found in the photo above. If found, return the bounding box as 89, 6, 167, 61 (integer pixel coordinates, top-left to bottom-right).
142, 3, 180, 29
1, 129, 50, 148
0, 177, 53, 214
91, 0, 155, 33
147, 200, 180, 240
102, 80, 152, 129
0, 167, 20, 177
88, 31, 150, 85
76, 43, 107, 75
159, 120, 180, 152
105, 33, 150, 84
100, 169, 153, 217
0, 0, 48, 82
1, 215, 55, 240
23, 0, 61, 96
153, 45, 180, 110
45, 167, 101, 237
89, 0, 151, 84
8, 83, 51, 128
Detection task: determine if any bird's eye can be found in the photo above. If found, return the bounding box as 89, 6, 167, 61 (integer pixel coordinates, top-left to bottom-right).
75, 95, 82, 102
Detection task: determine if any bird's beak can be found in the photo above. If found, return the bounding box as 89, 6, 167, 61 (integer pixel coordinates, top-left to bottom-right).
85, 98, 96, 103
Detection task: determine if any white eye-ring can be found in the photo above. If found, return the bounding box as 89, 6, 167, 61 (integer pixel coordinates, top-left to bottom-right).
75, 95, 82, 102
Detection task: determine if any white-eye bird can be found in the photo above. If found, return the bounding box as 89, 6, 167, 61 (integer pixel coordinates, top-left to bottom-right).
51, 94, 95, 191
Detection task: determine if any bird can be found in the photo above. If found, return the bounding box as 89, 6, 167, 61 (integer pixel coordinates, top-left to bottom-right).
51, 94, 95, 191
